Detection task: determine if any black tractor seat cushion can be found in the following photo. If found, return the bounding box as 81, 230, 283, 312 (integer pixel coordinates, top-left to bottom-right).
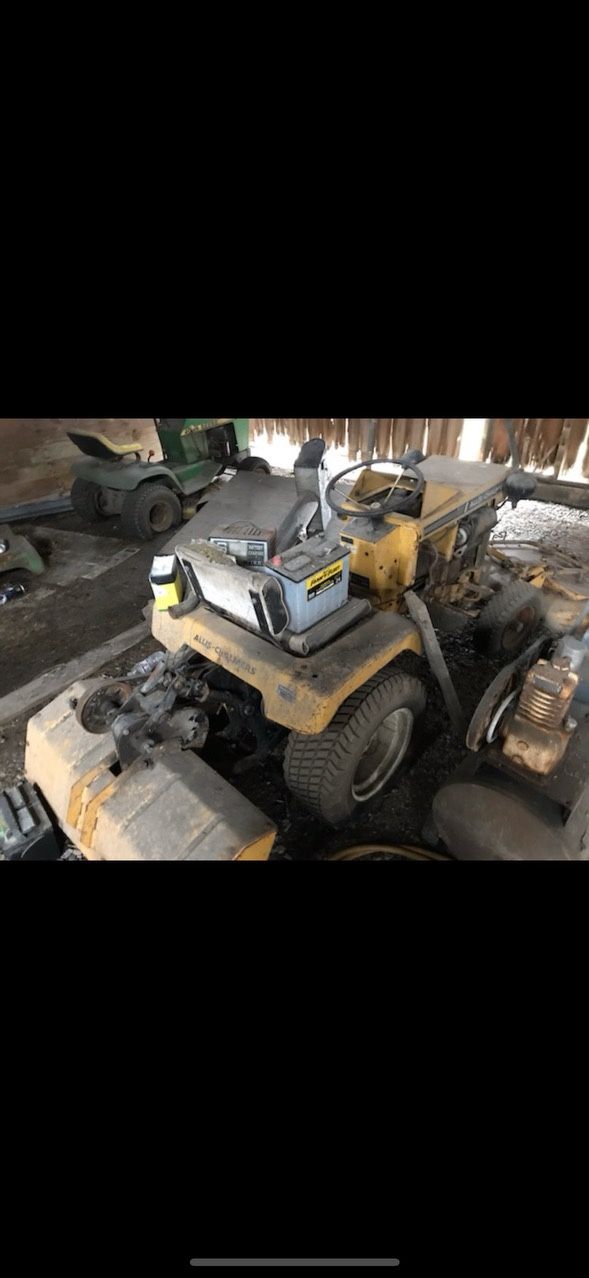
67, 431, 142, 461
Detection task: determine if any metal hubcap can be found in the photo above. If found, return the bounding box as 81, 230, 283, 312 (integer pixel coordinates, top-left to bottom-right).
352, 708, 414, 802
150, 501, 173, 532
76, 682, 132, 734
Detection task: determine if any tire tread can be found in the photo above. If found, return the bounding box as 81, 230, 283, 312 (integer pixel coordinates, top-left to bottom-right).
121, 484, 182, 541
475, 580, 543, 655
284, 669, 426, 824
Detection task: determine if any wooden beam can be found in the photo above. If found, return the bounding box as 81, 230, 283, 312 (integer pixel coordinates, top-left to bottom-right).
533, 476, 589, 510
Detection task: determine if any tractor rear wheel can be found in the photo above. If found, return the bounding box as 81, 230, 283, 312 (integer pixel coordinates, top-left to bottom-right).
237, 456, 271, 474
71, 478, 108, 522
474, 580, 544, 658
284, 670, 426, 825
121, 484, 183, 541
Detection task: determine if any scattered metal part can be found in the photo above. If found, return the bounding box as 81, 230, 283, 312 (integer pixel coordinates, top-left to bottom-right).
0, 583, 26, 605
75, 681, 133, 734
433, 695, 589, 860
127, 651, 166, 680
486, 690, 518, 744
466, 632, 549, 751
60, 845, 86, 861
0, 781, 60, 860
501, 643, 580, 775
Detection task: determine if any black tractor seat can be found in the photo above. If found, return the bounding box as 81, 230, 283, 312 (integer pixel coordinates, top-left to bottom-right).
67, 430, 142, 461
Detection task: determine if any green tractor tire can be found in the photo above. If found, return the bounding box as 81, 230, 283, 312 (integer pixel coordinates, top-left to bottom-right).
121, 484, 183, 541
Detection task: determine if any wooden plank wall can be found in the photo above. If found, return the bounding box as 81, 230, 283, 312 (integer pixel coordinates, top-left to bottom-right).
485, 418, 589, 478
2, 417, 587, 510
252, 418, 589, 478
251, 418, 465, 460
0, 419, 160, 508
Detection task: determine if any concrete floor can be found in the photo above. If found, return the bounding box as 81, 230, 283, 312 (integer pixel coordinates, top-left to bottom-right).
0, 514, 169, 698
1, 497, 588, 859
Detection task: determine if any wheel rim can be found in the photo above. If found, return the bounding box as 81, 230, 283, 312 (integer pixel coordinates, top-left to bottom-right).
502, 605, 536, 652
96, 489, 109, 515
76, 682, 132, 733
352, 707, 414, 802
328, 844, 446, 861
149, 501, 174, 532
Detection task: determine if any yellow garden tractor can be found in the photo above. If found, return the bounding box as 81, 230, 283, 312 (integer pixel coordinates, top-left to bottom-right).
20, 439, 551, 860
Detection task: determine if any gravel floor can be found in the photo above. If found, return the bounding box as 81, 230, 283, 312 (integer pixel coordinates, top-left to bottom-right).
493, 498, 589, 558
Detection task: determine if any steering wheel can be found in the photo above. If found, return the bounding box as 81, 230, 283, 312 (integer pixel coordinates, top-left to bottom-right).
326, 456, 426, 520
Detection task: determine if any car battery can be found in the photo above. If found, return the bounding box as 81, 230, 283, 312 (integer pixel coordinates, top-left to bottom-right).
208, 522, 276, 566
263, 533, 351, 634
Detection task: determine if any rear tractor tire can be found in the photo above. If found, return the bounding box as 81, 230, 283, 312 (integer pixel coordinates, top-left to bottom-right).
237, 456, 271, 474
474, 579, 544, 658
70, 478, 109, 523
284, 670, 427, 826
121, 484, 183, 541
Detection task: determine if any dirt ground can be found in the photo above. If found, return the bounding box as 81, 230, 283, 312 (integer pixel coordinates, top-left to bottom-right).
1, 498, 588, 860
0, 513, 171, 698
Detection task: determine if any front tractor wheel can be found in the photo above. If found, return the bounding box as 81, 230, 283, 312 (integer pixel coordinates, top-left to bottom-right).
121, 484, 183, 541
474, 579, 544, 658
284, 670, 427, 826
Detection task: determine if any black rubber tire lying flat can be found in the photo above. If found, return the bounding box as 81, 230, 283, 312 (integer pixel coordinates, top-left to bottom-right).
70, 477, 107, 522
237, 456, 271, 473
284, 669, 427, 826
121, 484, 183, 541
474, 579, 544, 658
327, 843, 447, 861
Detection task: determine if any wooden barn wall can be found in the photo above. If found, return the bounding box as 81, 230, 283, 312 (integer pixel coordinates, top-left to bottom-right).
251, 418, 465, 460
484, 418, 589, 478
0, 419, 160, 508
2, 417, 587, 510
252, 417, 589, 478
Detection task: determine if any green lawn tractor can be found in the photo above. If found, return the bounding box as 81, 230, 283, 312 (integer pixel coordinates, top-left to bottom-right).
68, 418, 271, 540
